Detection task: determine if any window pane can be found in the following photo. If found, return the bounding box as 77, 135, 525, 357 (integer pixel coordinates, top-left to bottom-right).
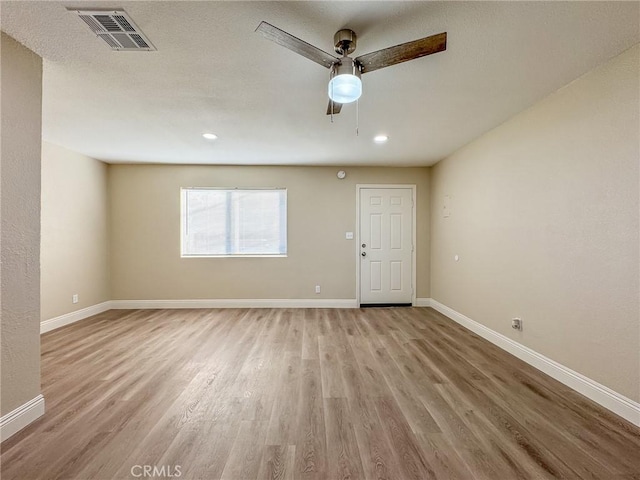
182, 188, 287, 256
236, 191, 285, 254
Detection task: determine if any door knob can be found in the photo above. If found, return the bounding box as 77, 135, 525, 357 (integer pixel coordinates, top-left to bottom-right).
361, 252, 367, 257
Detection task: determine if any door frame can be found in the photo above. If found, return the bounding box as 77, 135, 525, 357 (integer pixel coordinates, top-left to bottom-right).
355, 184, 417, 307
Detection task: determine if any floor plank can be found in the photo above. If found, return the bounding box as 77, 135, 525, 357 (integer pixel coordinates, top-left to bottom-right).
292, 359, 327, 480
324, 397, 366, 479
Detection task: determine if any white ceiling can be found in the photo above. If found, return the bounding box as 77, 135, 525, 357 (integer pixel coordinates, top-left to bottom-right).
2, 1, 638, 166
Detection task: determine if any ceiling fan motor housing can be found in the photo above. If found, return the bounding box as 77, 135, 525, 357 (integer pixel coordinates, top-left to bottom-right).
334, 29, 357, 55
331, 57, 361, 78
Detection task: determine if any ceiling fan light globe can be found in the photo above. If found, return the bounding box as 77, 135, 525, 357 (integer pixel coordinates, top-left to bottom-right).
328, 74, 362, 104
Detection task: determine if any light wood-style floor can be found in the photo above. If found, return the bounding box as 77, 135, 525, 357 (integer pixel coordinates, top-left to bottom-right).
1, 307, 639, 479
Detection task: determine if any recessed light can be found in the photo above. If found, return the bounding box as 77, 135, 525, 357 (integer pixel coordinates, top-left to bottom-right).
202, 133, 218, 140
373, 135, 388, 144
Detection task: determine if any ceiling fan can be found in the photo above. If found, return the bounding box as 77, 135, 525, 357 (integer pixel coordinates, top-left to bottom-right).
256, 21, 447, 115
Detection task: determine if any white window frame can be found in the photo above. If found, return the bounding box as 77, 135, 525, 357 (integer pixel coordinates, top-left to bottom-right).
180, 187, 288, 258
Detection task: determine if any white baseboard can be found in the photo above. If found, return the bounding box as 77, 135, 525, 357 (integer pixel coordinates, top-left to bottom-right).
41, 301, 112, 334
0, 395, 45, 442
110, 298, 358, 309
415, 298, 432, 307
428, 299, 640, 427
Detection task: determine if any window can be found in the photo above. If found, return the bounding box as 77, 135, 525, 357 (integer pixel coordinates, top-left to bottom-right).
181, 188, 287, 257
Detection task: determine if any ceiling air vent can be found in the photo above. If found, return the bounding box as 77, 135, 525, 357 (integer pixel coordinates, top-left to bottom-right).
69, 9, 156, 51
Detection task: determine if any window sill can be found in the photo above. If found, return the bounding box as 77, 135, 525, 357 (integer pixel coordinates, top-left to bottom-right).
181, 254, 288, 258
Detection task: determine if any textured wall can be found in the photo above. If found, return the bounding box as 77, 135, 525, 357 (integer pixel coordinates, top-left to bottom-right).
109, 166, 430, 301
430, 45, 639, 401
40, 142, 110, 321
0, 33, 42, 415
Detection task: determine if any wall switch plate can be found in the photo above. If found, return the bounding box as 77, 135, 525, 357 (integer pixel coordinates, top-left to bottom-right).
512, 318, 522, 331
72, 294, 79, 304
345, 232, 353, 240
443, 195, 451, 218
315, 285, 321, 294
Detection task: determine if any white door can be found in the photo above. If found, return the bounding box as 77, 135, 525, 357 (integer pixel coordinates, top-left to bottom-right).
359, 187, 413, 305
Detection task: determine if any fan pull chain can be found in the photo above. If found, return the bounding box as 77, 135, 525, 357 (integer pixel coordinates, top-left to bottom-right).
356, 99, 359, 136
329, 71, 334, 123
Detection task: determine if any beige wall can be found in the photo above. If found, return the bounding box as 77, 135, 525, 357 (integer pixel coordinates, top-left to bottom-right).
41, 142, 110, 321
430, 45, 639, 401
0, 33, 42, 415
109, 166, 430, 301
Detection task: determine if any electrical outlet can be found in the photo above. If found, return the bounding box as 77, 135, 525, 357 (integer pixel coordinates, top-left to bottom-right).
72, 294, 79, 304
315, 285, 321, 294
511, 318, 522, 331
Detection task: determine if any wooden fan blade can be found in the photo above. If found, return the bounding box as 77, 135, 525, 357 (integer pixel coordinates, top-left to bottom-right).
256, 21, 339, 69
326, 100, 343, 115
356, 32, 447, 74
